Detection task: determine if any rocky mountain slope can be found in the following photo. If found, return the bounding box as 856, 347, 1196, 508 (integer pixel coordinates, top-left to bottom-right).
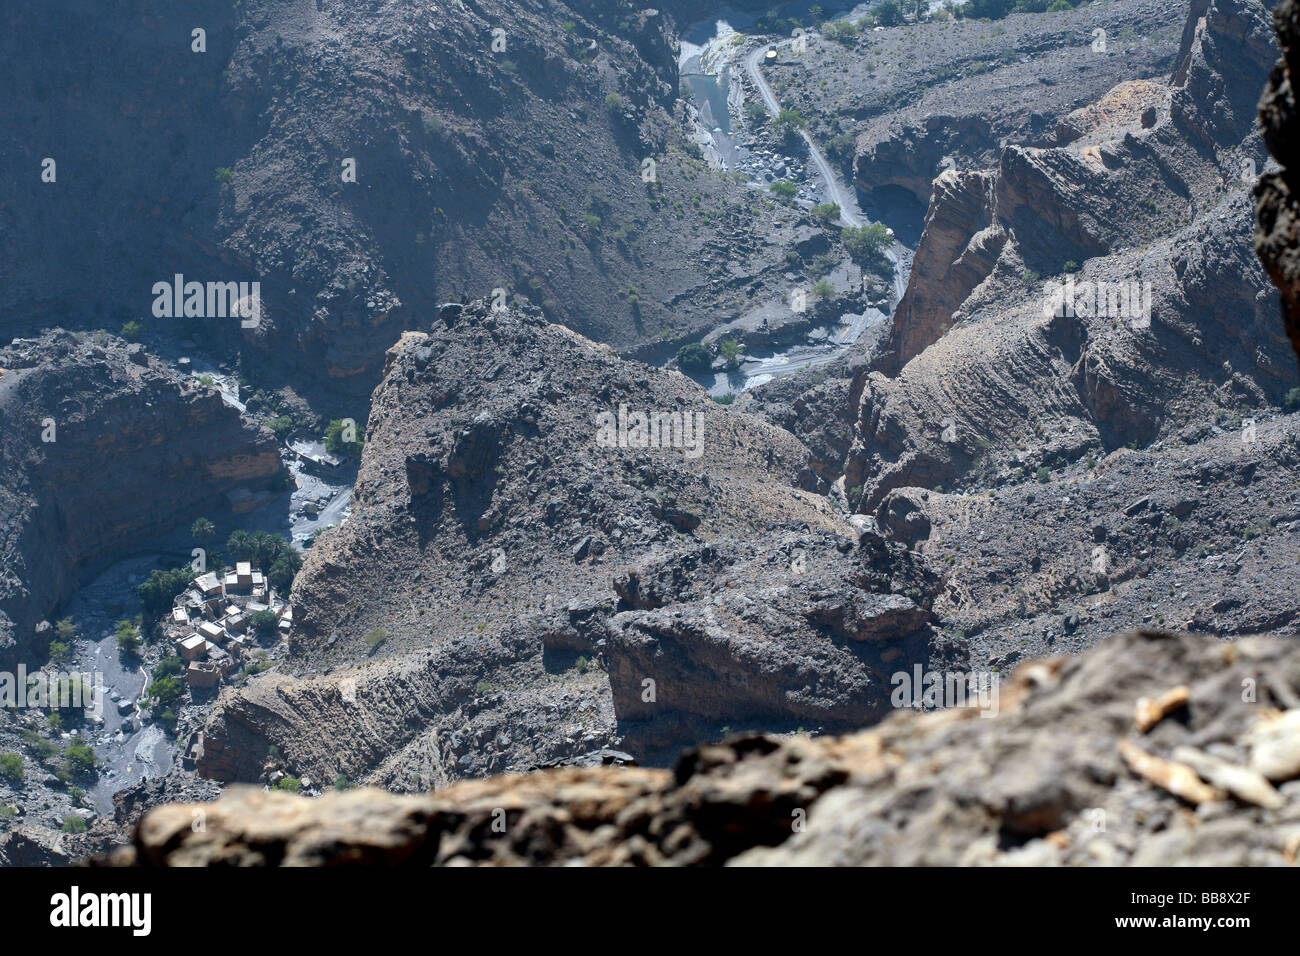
187, 296, 955, 790
0, 330, 283, 666
831, 0, 1296, 515
106, 631, 1300, 866
764, 0, 1186, 224
8, 0, 1300, 868
0, 0, 818, 398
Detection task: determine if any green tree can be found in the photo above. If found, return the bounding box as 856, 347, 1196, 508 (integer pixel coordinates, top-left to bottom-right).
676, 342, 713, 373
842, 223, 893, 264
267, 552, 302, 593
191, 517, 215, 543
876, 0, 905, 26
54, 617, 77, 643
115, 620, 142, 655
138, 566, 193, 621
248, 609, 281, 638
718, 338, 743, 369
146, 676, 185, 709
153, 657, 184, 684
324, 419, 365, 458
63, 742, 97, 777
266, 415, 294, 441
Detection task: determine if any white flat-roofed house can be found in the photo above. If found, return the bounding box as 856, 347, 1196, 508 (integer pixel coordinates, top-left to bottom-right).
198, 620, 225, 645
235, 562, 253, 589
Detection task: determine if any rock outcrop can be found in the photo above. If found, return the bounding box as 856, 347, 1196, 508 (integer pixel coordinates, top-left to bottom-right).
0, 331, 283, 665
843, 0, 1295, 512
106, 631, 1300, 866
1256, 0, 1300, 369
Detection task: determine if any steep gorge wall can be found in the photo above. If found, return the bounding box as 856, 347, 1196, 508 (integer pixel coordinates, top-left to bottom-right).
0, 331, 283, 665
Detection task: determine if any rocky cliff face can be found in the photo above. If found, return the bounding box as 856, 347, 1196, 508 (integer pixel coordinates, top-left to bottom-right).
106, 631, 1300, 866
0, 331, 283, 665
1257, 0, 1300, 368
840, 0, 1295, 513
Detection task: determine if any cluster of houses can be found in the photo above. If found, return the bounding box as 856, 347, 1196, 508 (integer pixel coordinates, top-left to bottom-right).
166, 562, 292, 687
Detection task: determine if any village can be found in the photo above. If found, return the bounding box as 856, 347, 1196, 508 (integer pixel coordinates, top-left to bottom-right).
164, 562, 292, 688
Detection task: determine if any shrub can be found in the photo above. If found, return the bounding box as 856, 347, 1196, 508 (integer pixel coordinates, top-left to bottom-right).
0, 754, 23, 784
54, 617, 77, 643
825, 19, 859, 43
810, 203, 840, 225
275, 776, 302, 793
114, 620, 142, 654
249, 610, 280, 638
1284, 387, 1300, 412
842, 223, 892, 266
62, 816, 88, 834
214, 166, 234, 183
363, 628, 388, 650
324, 418, 365, 458
676, 342, 713, 372
120, 321, 144, 342
769, 181, 798, 199
813, 279, 835, 299
63, 742, 97, 777
1036, 466, 1051, 483
604, 92, 625, 111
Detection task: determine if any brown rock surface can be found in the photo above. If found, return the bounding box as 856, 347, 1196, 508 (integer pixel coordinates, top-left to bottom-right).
107, 631, 1300, 866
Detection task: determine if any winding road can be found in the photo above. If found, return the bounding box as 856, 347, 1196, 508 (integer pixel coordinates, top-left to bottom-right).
742, 38, 907, 301
743, 42, 864, 228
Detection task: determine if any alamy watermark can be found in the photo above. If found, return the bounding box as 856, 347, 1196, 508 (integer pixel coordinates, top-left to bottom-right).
151, 274, 261, 327
0, 666, 105, 718
1041, 276, 1151, 329
595, 404, 705, 459
890, 666, 1000, 718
